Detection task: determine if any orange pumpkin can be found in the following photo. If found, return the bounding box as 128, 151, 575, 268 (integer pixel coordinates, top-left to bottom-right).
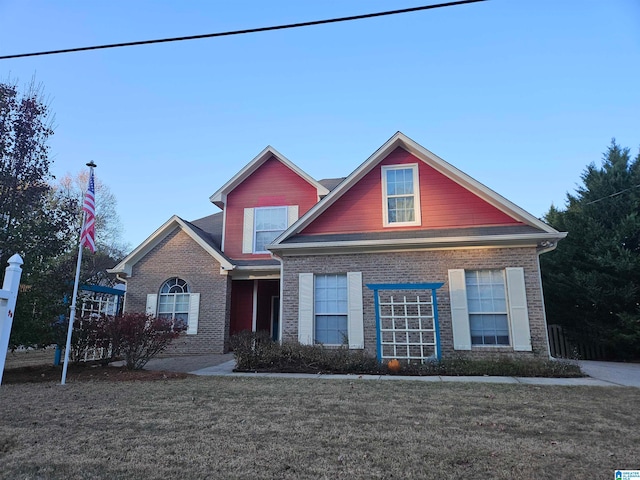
387, 358, 401, 373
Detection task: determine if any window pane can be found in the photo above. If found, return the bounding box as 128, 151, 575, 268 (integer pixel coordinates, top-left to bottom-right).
315, 315, 348, 344
255, 231, 281, 252
387, 197, 415, 223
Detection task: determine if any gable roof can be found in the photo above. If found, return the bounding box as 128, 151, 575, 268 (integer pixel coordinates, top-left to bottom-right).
108, 214, 234, 277
269, 132, 566, 253
209, 145, 329, 208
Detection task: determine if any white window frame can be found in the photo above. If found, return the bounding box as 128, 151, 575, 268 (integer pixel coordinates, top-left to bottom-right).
298, 272, 364, 349
243, 205, 298, 254
465, 270, 510, 347
381, 164, 421, 227
147, 278, 200, 335
253, 206, 288, 254
314, 274, 349, 346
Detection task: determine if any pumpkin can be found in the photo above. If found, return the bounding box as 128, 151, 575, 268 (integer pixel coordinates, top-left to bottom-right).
387, 358, 401, 373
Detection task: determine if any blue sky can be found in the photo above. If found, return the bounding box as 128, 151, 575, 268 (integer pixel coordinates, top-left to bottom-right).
1, 0, 638, 250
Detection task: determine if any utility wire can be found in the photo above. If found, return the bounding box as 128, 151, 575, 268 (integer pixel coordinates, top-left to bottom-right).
584, 184, 640, 205
0, 0, 486, 60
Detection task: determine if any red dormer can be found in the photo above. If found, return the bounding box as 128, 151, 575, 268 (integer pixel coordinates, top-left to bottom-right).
209, 146, 328, 260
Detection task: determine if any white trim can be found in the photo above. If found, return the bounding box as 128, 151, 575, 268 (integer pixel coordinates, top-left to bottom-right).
209, 146, 329, 207
187, 293, 200, 335
108, 215, 234, 276
298, 273, 314, 345
381, 164, 421, 227
287, 205, 299, 227
270, 232, 567, 256
253, 206, 288, 254
221, 206, 227, 252
242, 208, 254, 254
145, 294, 158, 316
347, 272, 364, 349
505, 267, 532, 351
272, 132, 563, 244
447, 269, 472, 350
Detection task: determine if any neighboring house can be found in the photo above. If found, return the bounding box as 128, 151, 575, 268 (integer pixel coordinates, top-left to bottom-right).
109, 132, 566, 361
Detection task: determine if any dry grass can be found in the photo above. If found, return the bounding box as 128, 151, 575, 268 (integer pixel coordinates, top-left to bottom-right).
0, 377, 638, 479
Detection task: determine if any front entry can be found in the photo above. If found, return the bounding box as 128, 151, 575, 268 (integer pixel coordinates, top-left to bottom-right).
230, 279, 280, 340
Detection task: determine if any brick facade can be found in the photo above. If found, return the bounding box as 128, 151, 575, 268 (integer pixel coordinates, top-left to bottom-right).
123, 229, 231, 354
280, 246, 550, 359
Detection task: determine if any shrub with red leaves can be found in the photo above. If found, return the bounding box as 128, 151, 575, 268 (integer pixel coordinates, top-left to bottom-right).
109, 313, 185, 370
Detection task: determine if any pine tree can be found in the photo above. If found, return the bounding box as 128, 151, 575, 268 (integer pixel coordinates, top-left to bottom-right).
542, 140, 640, 359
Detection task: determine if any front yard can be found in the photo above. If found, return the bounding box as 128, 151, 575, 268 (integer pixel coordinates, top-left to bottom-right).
0, 376, 637, 479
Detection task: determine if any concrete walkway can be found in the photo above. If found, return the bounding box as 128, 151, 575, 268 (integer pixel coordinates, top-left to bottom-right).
145, 354, 640, 387
140, 354, 640, 387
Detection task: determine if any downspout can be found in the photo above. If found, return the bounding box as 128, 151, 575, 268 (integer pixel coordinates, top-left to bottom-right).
270, 250, 285, 345
536, 240, 559, 359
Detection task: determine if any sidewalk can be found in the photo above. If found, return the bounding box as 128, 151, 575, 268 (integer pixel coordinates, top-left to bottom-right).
188, 359, 630, 387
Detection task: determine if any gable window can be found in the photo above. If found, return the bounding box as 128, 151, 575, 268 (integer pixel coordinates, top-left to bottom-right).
314, 274, 348, 345
254, 206, 288, 253
146, 277, 200, 335
465, 270, 509, 345
382, 164, 421, 227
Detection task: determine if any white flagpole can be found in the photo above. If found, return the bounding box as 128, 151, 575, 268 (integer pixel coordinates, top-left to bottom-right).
61, 161, 96, 385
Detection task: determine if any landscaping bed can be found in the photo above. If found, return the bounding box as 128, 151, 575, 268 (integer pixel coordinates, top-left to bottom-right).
231, 332, 584, 378
2, 363, 189, 384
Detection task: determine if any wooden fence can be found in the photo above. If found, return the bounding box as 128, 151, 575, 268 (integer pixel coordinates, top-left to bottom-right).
547, 324, 608, 360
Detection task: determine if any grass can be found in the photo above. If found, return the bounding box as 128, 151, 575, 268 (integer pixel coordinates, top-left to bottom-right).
0, 377, 638, 479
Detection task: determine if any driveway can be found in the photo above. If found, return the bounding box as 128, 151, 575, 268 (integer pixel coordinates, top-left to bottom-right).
578, 360, 640, 387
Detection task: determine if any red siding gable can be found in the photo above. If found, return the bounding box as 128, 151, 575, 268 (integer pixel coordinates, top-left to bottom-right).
302, 147, 521, 235
224, 156, 319, 259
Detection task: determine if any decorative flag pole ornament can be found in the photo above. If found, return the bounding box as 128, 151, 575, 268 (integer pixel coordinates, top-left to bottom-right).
61, 161, 97, 385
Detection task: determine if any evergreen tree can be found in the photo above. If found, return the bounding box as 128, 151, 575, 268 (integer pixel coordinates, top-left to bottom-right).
541, 140, 640, 359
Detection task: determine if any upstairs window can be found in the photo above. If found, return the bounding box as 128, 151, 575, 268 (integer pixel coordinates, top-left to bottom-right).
382, 164, 421, 227
254, 206, 288, 253
242, 205, 298, 255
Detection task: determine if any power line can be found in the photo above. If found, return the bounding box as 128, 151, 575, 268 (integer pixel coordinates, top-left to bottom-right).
584, 184, 640, 205
0, 0, 486, 60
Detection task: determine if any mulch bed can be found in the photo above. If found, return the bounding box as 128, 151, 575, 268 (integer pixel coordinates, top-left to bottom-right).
2, 363, 190, 384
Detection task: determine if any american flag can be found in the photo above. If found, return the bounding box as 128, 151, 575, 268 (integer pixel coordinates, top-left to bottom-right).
80, 169, 96, 253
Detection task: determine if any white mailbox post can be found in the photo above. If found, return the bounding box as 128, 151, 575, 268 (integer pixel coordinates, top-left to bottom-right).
0, 254, 24, 385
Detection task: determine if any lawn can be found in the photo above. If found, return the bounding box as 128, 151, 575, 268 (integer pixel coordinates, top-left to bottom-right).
0, 376, 638, 479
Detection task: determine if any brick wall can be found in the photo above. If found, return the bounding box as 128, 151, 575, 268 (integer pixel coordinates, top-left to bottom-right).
123, 228, 231, 354
281, 247, 549, 359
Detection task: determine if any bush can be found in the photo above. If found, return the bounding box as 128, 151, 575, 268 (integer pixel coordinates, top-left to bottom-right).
62, 313, 184, 370
229, 331, 583, 377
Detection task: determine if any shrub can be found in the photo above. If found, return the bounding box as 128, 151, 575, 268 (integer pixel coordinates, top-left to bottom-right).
107, 313, 185, 370
230, 332, 583, 377
62, 313, 184, 370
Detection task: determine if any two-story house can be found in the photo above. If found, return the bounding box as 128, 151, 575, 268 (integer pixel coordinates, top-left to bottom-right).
109, 132, 566, 362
